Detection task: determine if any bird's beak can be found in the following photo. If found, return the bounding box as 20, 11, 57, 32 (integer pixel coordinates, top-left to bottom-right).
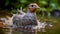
36, 6, 40, 8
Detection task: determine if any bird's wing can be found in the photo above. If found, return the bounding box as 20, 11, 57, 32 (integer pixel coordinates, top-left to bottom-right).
13, 15, 20, 26
13, 15, 37, 27
18, 14, 37, 26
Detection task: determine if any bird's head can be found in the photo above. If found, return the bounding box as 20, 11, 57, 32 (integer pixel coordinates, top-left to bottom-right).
28, 3, 40, 13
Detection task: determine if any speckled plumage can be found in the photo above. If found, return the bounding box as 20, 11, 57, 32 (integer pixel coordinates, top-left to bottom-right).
13, 9, 37, 27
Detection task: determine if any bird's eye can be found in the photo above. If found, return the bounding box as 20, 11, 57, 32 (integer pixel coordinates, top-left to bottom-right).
31, 5, 36, 8
31, 5, 34, 7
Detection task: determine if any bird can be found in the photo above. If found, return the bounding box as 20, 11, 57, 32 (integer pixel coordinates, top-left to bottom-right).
13, 3, 40, 33
13, 3, 40, 27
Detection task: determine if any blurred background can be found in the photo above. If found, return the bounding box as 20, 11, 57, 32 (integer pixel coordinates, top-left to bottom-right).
0, 0, 60, 34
